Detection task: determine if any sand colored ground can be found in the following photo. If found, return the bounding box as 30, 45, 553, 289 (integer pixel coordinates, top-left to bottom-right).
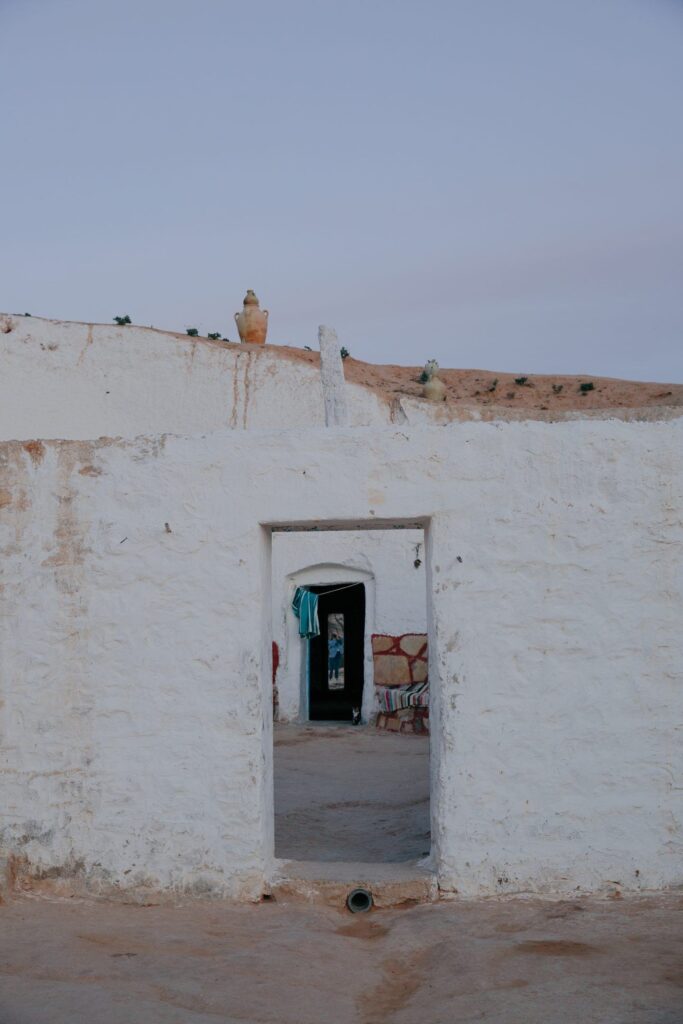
344, 360, 683, 413
0, 894, 681, 1023
274, 724, 430, 863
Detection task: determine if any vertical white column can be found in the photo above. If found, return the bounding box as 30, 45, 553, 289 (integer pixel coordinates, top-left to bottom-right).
318, 325, 349, 427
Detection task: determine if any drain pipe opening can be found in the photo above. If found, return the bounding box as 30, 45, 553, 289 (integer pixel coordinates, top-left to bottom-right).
346, 888, 373, 913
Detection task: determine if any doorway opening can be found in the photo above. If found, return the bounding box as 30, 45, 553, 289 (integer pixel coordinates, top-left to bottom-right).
308, 582, 365, 721
270, 524, 431, 866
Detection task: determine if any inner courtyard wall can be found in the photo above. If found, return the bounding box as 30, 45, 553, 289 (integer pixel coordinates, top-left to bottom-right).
1, 420, 682, 899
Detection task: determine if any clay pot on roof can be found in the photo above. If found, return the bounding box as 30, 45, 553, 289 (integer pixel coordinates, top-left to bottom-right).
235, 290, 269, 345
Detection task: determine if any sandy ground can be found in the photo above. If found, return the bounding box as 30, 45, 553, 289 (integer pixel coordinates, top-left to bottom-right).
274, 724, 430, 862
0, 894, 681, 1023
340, 358, 683, 412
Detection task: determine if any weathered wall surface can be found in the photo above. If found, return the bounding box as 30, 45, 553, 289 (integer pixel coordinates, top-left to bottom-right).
271, 530, 426, 721
0, 437, 269, 898
1, 420, 682, 899
0, 316, 388, 438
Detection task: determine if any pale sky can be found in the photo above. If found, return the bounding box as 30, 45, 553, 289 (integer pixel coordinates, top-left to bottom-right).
2, 0, 682, 380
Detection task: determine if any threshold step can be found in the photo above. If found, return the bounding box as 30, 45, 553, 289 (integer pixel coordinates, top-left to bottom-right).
270, 859, 437, 908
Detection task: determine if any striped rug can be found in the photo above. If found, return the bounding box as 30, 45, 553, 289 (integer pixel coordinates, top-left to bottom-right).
376, 681, 429, 712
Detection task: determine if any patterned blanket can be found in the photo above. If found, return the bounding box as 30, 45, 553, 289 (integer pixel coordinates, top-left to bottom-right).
376, 681, 429, 712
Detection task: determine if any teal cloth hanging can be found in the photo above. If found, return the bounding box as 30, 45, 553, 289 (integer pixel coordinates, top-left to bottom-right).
292, 587, 320, 638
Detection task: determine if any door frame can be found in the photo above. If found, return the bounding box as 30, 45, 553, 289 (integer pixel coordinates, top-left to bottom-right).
261, 517, 437, 879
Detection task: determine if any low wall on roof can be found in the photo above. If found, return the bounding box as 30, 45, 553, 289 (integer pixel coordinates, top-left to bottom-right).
1, 419, 681, 898
0, 315, 388, 438
3, 315, 681, 440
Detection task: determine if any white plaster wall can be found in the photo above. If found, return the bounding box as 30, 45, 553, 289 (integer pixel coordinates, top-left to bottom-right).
1, 420, 682, 899
0, 315, 389, 439
271, 530, 426, 722
0, 439, 269, 898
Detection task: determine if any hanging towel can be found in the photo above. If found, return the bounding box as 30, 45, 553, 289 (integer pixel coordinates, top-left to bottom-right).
292, 587, 320, 638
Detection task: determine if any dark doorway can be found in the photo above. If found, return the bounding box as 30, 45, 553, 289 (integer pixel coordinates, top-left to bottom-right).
308, 583, 365, 721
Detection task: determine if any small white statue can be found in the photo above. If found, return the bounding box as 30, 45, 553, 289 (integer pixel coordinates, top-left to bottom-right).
421, 359, 446, 402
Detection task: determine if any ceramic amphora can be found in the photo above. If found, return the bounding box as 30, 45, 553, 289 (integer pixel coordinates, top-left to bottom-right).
235, 289, 269, 344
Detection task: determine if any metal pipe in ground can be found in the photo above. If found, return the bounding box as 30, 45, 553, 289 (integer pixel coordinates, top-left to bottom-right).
346, 888, 373, 913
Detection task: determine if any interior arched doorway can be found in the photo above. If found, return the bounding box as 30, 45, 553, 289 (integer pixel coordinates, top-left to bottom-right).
277, 563, 375, 723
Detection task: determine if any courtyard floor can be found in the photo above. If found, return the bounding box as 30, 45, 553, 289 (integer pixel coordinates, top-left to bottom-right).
0, 894, 681, 1023
273, 723, 430, 862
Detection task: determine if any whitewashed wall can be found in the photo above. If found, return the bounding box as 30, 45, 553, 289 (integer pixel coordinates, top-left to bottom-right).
1, 420, 682, 899
271, 530, 426, 721
0, 315, 390, 438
